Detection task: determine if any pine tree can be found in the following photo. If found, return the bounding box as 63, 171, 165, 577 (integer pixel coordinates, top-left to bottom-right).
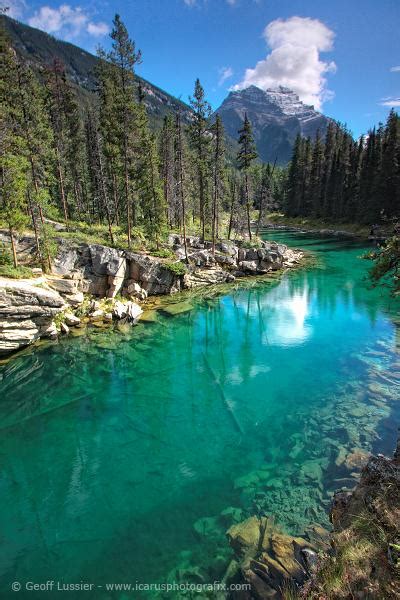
255, 161, 276, 236
45, 58, 87, 225
99, 14, 141, 247
188, 79, 212, 241
160, 114, 177, 228
175, 112, 188, 262
309, 131, 324, 216
286, 134, 303, 216
85, 111, 115, 244
13, 55, 55, 270
137, 105, 166, 248
0, 23, 29, 266
227, 170, 240, 240
237, 113, 258, 239
210, 114, 225, 254
380, 110, 400, 220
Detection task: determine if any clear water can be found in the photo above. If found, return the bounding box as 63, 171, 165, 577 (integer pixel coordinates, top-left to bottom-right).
0, 231, 399, 599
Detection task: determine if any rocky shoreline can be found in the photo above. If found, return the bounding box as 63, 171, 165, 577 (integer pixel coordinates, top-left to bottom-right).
216, 439, 400, 599
0, 232, 303, 357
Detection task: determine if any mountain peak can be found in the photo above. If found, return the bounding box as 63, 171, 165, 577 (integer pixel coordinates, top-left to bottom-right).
216, 84, 331, 164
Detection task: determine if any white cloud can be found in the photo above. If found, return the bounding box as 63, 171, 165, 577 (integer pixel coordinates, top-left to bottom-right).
86, 21, 109, 36
218, 66, 234, 86
0, 0, 27, 18
380, 96, 400, 107
183, 0, 196, 5
390, 66, 400, 72
232, 16, 336, 110
28, 4, 109, 39
226, 0, 237, 5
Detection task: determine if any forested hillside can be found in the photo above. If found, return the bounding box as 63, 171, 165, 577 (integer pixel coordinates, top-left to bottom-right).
2, 15, 191, 126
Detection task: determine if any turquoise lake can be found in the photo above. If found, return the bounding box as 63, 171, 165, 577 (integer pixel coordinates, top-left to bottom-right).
0, 230, 399, 598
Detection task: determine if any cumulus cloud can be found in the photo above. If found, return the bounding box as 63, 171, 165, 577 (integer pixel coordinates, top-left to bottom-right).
218, 66, 234, 86
86, 21, 109, 36
390, 66, 400, 72
28, 4, 109, 39
0, 0, 27, 18
380, 96, 400, 107
232, 16, 336, 110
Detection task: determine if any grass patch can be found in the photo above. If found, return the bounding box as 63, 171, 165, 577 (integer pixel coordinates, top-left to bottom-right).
0, 264, 35, 279
150, 248, 175, 259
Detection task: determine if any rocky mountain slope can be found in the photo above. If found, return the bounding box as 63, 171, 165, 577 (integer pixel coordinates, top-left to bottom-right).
1, 15, 191, 126
216, 85, 331, 164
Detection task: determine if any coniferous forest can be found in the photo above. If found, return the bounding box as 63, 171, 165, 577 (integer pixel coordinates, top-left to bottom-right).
1, 13, 399, 275
285, 116, 400, 224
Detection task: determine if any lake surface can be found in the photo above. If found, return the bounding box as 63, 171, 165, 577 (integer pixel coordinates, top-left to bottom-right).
0, 230, 399, 598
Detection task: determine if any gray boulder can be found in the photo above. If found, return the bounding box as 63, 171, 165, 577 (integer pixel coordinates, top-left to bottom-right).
0, 278, 65, 355
127, 253, 182, 295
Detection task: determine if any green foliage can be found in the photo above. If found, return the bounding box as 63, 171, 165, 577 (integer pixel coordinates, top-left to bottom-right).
0, 264, 34, 278
367, 236, 400, 294
164, 261, 187, 276
150, 248, 174, 259
237, 113, 258, 171
285, 112, 400, 225
0, 243, 13, 266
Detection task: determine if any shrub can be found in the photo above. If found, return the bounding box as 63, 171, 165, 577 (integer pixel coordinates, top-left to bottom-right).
164, 261, 187, 276
151, 248, 175, 259
0, 243, 13, 266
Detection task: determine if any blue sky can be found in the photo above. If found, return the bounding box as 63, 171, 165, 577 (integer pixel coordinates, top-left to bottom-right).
3, 0, 400, 137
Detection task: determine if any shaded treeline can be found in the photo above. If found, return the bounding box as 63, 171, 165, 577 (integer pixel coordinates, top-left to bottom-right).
285, 116, 400, 224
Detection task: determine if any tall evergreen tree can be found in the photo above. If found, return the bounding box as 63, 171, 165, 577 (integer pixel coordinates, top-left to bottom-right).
210, 114, 225, 254
237, 113, 258, 239
160, 114, 177, 228
99, 14, 141, 247
175, 111, 188, 262
188, 78, 212, 241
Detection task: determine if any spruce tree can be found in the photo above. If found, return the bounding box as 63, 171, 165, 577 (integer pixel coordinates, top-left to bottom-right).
100, 14, 141, 247
237, 113, 258, 239
160, 114, 177, 228
188, 79, 212, 241
210, 114, 225, 254
175, 112, 188, 262
137, 105, 166, 248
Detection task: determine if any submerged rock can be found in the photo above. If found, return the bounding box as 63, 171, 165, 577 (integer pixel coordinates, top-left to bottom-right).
112, 301, 143, 322
161, 302, 193, 316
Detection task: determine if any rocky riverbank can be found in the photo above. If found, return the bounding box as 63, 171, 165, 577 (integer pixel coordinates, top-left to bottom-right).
0, 232, 303, 357
219, 440, 400, 599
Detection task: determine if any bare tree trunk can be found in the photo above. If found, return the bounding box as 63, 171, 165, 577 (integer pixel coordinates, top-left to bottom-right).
9, 226, 18, 268
228, 182, 236, 241
55, 144, 69, 230
27, 192, 42, 263
245, 172, 252, 241
112, 171, 120, 226
176, 113, 188, 263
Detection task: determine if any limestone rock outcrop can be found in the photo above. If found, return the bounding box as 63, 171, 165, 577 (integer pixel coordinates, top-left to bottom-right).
0, 278, 65, 355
